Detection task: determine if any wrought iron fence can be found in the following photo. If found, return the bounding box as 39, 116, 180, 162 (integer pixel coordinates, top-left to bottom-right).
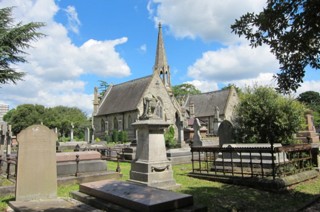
190, 144, 313, 180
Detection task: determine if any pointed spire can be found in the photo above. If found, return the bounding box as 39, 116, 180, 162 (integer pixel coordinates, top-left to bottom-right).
153, 22, 170, 87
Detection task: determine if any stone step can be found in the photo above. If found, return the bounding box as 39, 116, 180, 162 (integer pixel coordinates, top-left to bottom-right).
78, 180, 194, 212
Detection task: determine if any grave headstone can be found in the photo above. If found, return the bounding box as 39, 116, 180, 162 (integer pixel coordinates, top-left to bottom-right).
15, 124, 58, 201
85, 127, 90, 142
6, 125, 12, 154
218, 120, 234, 146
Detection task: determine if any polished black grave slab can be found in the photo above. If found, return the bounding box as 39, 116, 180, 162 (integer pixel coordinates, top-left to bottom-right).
78, 179, 193, 212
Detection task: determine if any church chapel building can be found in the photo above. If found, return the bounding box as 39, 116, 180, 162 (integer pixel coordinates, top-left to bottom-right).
93, 23, 184, 143
93, 23, 239, 143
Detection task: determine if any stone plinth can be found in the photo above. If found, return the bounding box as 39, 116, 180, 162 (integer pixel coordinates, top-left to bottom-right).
56, 151, 101, 162
129, 119, 179, 189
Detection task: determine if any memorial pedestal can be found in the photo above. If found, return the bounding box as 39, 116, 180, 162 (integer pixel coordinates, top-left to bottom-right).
129, 119, 179, 190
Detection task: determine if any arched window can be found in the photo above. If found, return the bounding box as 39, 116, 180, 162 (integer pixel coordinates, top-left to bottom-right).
113, 117, 118, 130
128, 115, 132, 129
155, 98, 163, 119
101, 119, 105, 132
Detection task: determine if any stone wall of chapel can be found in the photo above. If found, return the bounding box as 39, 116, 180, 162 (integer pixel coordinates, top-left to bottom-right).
136, 75, 177, 124
224, 88, 239, 121
94, 110, 138, 141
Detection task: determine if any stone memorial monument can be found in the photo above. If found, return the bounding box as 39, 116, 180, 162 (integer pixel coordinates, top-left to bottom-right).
129, 95, 179, 189
296, 112, 319, 143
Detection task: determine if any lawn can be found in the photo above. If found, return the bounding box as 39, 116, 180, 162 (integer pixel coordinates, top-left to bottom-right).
1, 161, 319, 211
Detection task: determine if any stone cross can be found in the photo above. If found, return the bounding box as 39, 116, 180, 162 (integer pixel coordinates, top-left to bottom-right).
192, 118, 202, 146
70, 122, 74, 141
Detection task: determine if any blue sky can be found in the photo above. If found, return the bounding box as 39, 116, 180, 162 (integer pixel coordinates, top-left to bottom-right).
0, 0, 319, 116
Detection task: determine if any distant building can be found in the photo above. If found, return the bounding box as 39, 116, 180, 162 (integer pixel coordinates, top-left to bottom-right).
0, 104, 9, 123
183, 88, 239, 135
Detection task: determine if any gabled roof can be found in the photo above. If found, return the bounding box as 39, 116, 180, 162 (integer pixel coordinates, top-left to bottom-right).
185, 89, 231, 117
96, 75, 152, 116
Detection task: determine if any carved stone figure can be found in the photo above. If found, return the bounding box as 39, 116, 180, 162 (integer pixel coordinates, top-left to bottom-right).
140, 95, 158, 120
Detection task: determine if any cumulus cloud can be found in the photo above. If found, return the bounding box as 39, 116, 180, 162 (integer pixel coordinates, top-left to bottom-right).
185, 80, 219, 93
188, 44, 279, 82
0, 0, 131, 115
149, 0, 266, 44
296, 81, 320, 96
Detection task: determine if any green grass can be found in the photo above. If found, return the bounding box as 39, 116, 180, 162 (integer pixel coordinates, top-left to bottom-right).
1, 162, 320, 211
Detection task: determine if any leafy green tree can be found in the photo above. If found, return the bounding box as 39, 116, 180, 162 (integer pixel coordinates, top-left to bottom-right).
231, 0, 320, 94
4, 104, 90, 137
297, 91, 320, 107
234, 86, 306, 145
0, 7, 44, 85
4, 104, 46, 134
297, 91, 320, 128
172, 83, 201, 97
98, 80, 109, 98
48, 106, 90, 138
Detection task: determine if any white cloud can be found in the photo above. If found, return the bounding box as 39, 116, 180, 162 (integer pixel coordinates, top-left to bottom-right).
0, 0, 131, 115
65, 5, 81, 34
149, 0, 266, 44
185, 80, 218, 93
296, 81, 320, 96
227, 72, 277, 89
188, 44, 279, 82
139, 44, 147, 54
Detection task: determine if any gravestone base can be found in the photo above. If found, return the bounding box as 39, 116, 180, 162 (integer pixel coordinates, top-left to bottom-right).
71, 180, 206, 212
129, 160, 180, 190
122, 146, 136, 160
8, 197, 101, 212
166, 147, 192, 165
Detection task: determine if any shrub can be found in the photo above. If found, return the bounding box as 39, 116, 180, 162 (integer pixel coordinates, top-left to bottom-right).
118, 131, 128, 143
111, 130, 119, 143
234, 86, 306, 144
165, 125, 177, 148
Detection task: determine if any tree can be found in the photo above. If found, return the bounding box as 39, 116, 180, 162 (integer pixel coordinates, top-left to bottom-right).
231, 0, 320, 94
47, 106, 90, 138
0, 7, 44, 85
4, 104, 90, 137
234, 86, 306, 145
297, 91, 320, 107
3, 104, 46, 134
297, 91, 320, 128
98, 80, 109, 98
172, 83, 201, 97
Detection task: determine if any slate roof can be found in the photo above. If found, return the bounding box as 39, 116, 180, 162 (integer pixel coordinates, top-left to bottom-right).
96, 75, 152, 116
185, 89, 231, 117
